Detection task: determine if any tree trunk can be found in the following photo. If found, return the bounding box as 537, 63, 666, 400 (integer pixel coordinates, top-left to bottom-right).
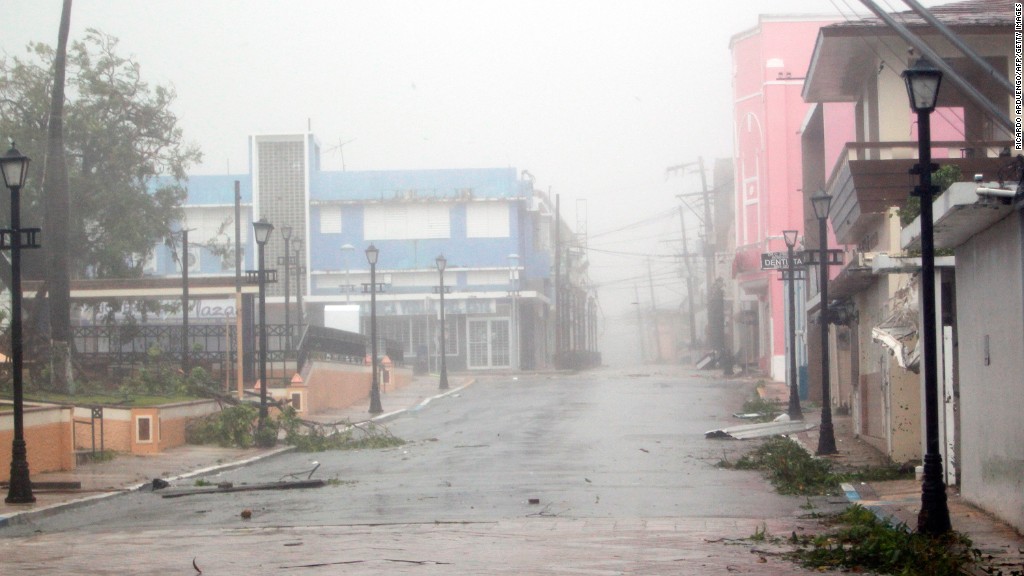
43, 0, 74, 394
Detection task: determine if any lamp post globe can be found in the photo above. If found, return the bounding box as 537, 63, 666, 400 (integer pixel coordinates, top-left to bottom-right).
903, 57, 952, 536
436, 254, 449, 390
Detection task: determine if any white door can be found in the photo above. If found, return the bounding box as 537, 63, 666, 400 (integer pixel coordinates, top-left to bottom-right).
467, 318, 510, 369
942, 326, 957, 486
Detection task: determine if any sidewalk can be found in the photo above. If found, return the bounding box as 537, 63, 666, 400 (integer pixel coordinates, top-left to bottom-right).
760, 380, 1024, 570
0, 373, 472, 528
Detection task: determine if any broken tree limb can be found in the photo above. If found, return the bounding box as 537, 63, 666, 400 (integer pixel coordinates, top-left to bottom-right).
161, 479, 325, 498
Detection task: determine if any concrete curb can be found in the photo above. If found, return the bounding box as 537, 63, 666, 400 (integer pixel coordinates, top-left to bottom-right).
368, 379, 474, 424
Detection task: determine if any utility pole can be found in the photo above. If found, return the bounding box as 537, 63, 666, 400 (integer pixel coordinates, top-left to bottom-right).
634, 284, 646, 363
647, 258, 661, 362
697, 157, 715, 304
677, 205, 698, 348
667, 157, 716, 345
554, 194, 562, 366
234, 180, 244, 399
181, 228, 190, 374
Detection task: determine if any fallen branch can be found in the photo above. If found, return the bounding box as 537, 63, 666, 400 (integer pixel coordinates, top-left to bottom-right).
161, 479, 325, 498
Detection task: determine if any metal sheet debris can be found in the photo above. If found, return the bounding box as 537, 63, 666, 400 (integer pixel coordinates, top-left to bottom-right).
704, 421, 816, 440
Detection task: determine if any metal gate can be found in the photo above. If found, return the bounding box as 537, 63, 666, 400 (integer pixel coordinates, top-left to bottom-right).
467, 318, 510, 369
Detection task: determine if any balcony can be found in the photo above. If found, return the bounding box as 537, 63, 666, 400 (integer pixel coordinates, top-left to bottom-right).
825, 140, 1012, 245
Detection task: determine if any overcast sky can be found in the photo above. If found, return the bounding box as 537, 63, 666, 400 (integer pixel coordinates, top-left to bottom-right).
2, 1, 946, 326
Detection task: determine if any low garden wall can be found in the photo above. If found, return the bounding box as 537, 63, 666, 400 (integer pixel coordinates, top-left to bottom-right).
73, 400, 220, 456
0, 404, 75, 482
284, 360, 413, 416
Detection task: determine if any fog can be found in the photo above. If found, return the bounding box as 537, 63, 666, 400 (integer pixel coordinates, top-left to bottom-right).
2, 1, 947, 367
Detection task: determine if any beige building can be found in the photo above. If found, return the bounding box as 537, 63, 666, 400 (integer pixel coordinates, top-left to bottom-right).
800, 0, 1012, 472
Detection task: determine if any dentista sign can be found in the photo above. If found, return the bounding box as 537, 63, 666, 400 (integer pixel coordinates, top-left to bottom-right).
760, 251, 805, 270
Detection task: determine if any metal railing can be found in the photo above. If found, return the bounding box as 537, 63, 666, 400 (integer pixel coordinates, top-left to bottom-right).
68, 323, 403, 387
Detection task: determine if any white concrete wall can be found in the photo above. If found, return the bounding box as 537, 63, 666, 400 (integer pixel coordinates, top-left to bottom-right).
954, 210, 1024, 531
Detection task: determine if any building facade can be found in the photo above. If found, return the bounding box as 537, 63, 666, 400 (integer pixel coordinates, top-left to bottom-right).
143, 132, 597, 375
802, 0, 1018, 528
729, 15, 838, 382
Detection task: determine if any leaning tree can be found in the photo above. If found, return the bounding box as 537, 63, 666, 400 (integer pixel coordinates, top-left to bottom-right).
0, 25, 201, 392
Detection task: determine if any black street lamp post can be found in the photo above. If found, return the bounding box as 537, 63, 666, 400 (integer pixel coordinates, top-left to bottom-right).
341, 244, 354, 303
436, 254, 449, 390
293, 238, 304, 329
811, 192, 838, 455
280, 225, 291, 353
903, 56, 952, 536
2, 143, 39, 504
783, 230, 803, 421
252, 218, 274, 436
366, 244, 383, 414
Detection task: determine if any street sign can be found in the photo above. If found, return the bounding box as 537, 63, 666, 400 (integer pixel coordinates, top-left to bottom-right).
760, 251, 805, 270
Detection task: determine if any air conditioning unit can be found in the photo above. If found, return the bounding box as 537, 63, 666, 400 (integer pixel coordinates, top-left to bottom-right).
854, 251, 876, 268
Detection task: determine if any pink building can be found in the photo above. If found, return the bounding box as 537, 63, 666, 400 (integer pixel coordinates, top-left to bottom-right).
729, 15, 840, 382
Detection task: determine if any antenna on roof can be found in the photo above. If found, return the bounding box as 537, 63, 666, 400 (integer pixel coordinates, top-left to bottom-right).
327, 138, 356, 171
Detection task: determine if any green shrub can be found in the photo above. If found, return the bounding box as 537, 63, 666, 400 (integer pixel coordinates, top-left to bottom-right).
724, 437, 910, 496
187, 404, 260, 448
791, 505, 982, 576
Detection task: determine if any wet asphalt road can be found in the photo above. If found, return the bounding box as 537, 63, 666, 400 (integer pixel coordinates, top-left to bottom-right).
4, 368, 796, 532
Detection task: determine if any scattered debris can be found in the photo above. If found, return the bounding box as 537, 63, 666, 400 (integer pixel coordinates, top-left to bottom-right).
639, 448, 650, 453
151, 478, 170, 490
240, 509, 252, 519
280, 461, 320, 482
526, 502, 569, 517
528, 498, 540, 505
280, 560, 366, 569
192, 557, 202, 574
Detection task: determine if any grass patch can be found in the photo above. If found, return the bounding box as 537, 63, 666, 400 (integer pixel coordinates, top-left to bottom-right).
720, 436, 911, 496
789, 505, 988, 576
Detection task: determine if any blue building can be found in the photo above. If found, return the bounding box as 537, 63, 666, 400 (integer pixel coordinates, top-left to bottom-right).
146, 132, 597, 372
